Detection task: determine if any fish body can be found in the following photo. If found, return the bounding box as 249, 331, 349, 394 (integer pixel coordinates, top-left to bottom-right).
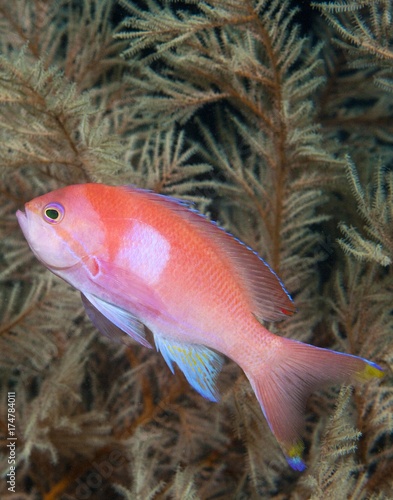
16, 184, 384, 470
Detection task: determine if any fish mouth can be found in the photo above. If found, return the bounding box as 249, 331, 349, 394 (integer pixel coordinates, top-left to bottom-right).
16, 209, 29, 237
15, 210, 27, 230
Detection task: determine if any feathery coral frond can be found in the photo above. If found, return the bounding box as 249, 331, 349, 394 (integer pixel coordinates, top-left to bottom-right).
338, 156, 393, 266
0, 0, 392, 498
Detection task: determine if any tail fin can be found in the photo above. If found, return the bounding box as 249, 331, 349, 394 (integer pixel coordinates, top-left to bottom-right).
245, 337, 384, 471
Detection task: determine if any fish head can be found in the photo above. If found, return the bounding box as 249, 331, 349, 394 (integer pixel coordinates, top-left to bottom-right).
16, 185, 104, 271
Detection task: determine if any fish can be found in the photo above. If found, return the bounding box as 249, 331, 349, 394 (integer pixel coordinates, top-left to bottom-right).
16, 183, 384, 471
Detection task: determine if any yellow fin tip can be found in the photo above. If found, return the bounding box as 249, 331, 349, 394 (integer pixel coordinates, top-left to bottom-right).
359, 363, 384, 380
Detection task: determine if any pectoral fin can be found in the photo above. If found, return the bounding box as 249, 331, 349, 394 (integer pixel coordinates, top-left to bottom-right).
89, 257, 168, 320
154, 335, 224, 402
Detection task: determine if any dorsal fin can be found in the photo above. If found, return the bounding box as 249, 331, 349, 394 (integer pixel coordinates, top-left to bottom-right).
123, 186, 295, 321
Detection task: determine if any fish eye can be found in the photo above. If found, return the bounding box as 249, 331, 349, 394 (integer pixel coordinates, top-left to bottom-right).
43, 203, 65, 224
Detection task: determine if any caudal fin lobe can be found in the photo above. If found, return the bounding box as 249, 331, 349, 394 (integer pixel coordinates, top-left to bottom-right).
245, 337, 384, 471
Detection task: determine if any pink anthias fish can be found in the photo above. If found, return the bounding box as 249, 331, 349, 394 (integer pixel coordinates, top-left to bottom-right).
16, 184, 384, 470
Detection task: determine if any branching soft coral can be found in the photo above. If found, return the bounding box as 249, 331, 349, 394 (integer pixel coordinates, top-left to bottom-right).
0, 0, 392, 499
338, 157, 393, 266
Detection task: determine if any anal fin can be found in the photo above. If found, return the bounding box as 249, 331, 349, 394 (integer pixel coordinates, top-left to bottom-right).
154, 335, 224, 402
